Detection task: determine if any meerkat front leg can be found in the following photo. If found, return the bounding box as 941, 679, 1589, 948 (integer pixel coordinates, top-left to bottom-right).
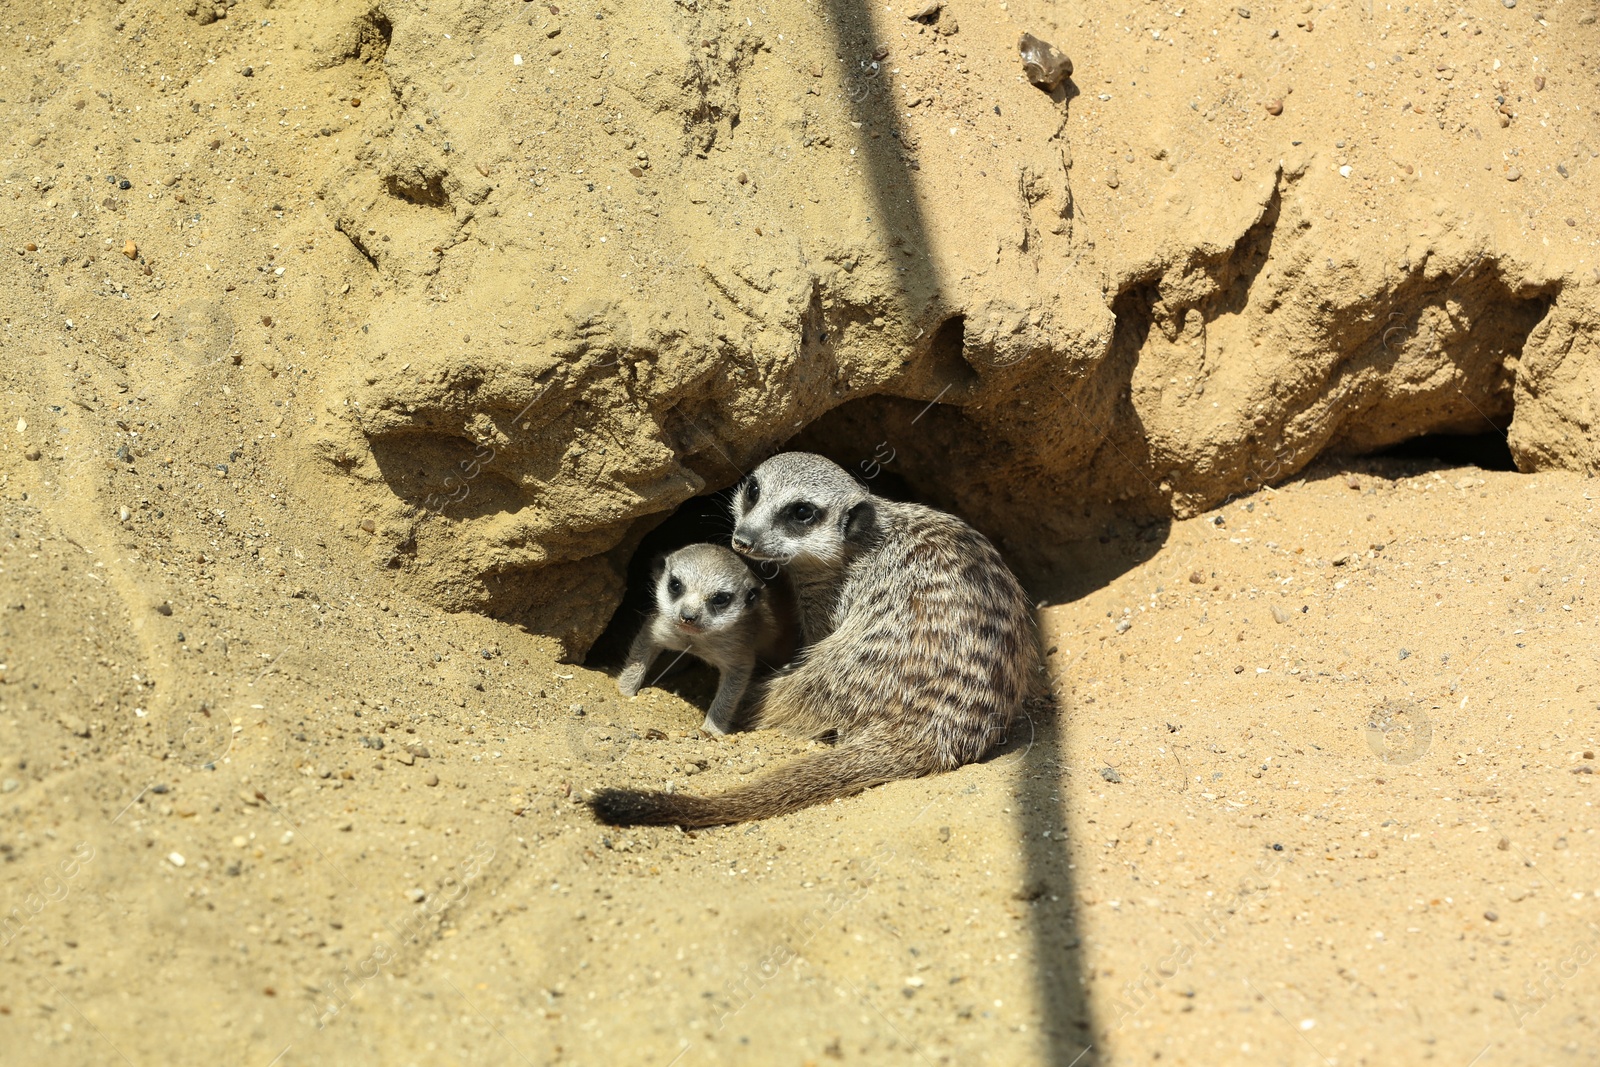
618, 625, 663, 698
702, 659, 755, 735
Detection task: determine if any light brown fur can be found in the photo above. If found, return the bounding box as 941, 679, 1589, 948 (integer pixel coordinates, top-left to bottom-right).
591, 453, 1037, 827
617, 543, 797, 735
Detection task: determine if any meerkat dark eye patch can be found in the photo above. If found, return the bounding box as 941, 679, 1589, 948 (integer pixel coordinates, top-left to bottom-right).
788, 501, 820, 525
742, 478, 760, 507
666, 576, 684, 597
708, 591, 733, 608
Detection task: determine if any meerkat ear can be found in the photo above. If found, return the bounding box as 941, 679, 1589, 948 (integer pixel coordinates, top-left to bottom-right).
842, 499, 877, 544
649, 554, 668, 582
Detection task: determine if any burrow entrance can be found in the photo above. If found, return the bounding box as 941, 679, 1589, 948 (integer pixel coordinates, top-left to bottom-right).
1376, 429, 1517, 471
588, 394, 1535, 673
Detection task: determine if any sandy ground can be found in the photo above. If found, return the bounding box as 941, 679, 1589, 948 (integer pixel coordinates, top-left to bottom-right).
3, 450, 1596, 1066
2, 0, 1599, 1064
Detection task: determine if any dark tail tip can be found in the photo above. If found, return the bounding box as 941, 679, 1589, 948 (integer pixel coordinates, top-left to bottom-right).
589, 787, 685, 826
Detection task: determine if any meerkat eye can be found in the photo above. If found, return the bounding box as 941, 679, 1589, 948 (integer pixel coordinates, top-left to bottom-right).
742, 478, 760, 507
666, 576, 684, 597
789, 502, 818, 524
708, 591, 733, 608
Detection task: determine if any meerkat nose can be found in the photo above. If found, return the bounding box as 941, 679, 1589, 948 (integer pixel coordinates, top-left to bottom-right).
679, 610, 700, 623
730, 532, 753, 552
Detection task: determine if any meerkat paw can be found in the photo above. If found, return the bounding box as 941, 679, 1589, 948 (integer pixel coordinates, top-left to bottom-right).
699, 715, 730, 737
617, 666, 646, 697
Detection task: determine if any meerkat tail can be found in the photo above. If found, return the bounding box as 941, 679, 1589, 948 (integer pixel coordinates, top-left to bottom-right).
589, 739, 932, 828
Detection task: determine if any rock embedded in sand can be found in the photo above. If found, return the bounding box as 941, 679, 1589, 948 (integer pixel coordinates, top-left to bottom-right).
1018, 33, 1073, 91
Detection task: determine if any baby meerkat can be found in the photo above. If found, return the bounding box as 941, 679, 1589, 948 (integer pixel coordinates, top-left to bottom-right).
617, 543, 796, 735
592, 452, 1037, 827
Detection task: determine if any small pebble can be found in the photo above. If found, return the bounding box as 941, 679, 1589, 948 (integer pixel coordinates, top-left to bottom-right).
1018, 33, 1072, 91
1505, 167, 1522, 181
1099, 767, 1123, 783
1533, 75, 1545, 91
425, 773, 440, 787
1484, 910, 1499, 921
407, 888, 426, 903
1106, 170, 1120, 189
167, 852, 186, 867
1231, 168, 1242, 181
1398, 648, 1410, 660
736, 170, 748, 184
0, 778, 19, 793
23, 242, 36, 252
360, 518, 376, 533
1265, 99, 1284, 115
1501, 0, 1515, 8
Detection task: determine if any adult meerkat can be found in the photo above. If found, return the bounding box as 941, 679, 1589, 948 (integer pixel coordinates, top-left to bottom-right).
618, 543, 797, 735
592, 452, 1036, 827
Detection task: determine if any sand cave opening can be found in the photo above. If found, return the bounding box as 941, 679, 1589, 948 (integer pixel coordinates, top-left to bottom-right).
588, 395, 1528, 678
1374, 429, 1518, 472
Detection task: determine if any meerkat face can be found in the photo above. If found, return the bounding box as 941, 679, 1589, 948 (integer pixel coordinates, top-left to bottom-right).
655, 544, 763, 636
730, 452, 875, 572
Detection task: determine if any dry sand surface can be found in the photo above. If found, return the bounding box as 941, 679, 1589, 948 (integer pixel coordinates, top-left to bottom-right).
2, 0, 1599, 1065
